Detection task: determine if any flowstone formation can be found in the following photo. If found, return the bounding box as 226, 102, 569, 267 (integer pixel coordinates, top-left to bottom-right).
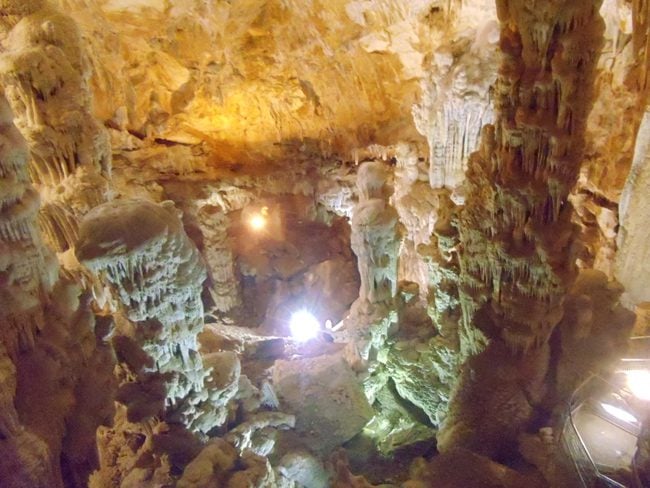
441, 0, 605, 456
76, 199, 303, 486
414, 17, 499, 192
0, 0, 111, 252
0, 92, 59, 487
616, 107, 650, 306
0, 95, 56, 352
76, 199, 225, 433
0, 94, 115, 488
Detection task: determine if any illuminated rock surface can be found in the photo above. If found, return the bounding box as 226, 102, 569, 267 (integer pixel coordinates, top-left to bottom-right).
273, 353, 374, 455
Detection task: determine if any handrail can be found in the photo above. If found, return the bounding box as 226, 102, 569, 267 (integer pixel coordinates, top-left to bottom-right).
563, 374, 641, 488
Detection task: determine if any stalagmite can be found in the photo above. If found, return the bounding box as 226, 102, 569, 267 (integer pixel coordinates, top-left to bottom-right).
197, 205, 241, 313
392, 142, 435, 292
350, 161, 399, 307
76, 199, 226, 433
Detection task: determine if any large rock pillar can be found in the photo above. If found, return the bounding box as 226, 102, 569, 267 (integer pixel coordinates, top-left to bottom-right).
440, 0, 605, 456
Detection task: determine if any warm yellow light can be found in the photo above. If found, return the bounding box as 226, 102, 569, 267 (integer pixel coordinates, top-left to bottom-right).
626, 370, 650, 401
249, 214, 267, 231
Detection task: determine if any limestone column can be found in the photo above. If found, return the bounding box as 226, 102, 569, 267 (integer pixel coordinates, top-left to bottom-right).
440, 0, 605, 456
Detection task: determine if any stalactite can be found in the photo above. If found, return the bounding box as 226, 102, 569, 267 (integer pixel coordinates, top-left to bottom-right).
413, 24, 499, 192
0, 0, 111, 252
633, 0, 650, 94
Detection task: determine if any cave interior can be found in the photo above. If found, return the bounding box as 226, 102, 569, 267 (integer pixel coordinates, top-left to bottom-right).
1, 0, 650, 487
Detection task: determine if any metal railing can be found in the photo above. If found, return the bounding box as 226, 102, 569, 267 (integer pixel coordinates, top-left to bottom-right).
561, 375, 642, 488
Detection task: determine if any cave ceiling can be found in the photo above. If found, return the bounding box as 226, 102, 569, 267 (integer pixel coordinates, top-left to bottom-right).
48, 0, 497, 163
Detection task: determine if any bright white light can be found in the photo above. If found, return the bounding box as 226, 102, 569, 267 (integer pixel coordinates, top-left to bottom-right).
601, 403, 638, 424
249, 214, 267, 231
289, 309, 320, 342
626, 370, 650, 401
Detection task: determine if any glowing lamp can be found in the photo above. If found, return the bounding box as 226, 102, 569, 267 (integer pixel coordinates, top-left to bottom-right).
601, 402, 638, 424
289, 309, 320, 342
626, 369, 650, 401
249, 214, 267, 231
247, 206, 269, 231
